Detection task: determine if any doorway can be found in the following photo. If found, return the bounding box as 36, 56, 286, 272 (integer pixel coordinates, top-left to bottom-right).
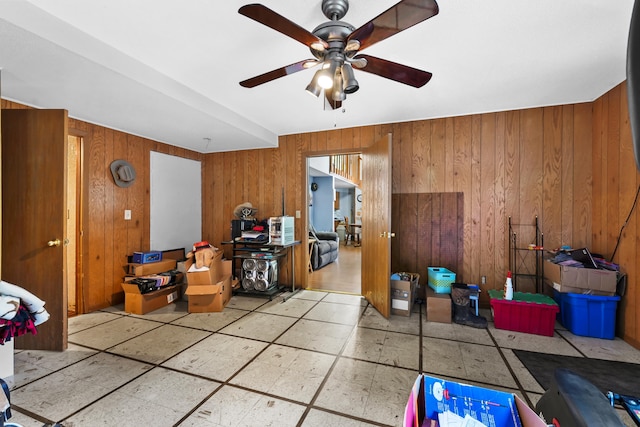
67, 134, 83, 316
306, 153, 362, 295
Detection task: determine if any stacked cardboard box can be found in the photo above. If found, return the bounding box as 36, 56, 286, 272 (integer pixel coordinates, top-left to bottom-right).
391, 273, 419, 316
425, 288, 452, 323
121, 258, 181, 315
184, 250, 233, 313
543, 260, 617, 296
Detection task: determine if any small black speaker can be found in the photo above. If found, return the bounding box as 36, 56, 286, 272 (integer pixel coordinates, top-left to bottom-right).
627, 0, 640, 170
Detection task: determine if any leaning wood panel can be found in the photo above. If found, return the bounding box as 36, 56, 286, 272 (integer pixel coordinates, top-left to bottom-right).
391, 194, 418, 274
417, 193, 434, 278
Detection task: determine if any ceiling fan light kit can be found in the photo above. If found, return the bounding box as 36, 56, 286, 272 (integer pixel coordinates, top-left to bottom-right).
239, 0, 439, 109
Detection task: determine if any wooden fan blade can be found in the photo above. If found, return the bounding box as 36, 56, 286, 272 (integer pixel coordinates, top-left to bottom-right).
356, 55, 432, 88
240, 60, 314, 88
239, 4, 328, 50
347, 0, 438, 52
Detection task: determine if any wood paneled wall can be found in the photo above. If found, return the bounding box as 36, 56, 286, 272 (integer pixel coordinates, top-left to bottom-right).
592, 83, 640, 348
4, 82, 639, 348
0, 100, 203, 312
202, 89, 638, 348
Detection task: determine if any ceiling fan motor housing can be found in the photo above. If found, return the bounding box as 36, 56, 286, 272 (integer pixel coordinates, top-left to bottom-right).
322, 0, 349, 20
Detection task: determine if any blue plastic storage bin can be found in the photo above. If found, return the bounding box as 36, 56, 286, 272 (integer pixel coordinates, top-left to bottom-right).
427, 267, 456, 294
554, 290, 619, 339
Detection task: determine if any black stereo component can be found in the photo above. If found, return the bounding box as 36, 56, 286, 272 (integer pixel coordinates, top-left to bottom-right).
231, 219, 257, 239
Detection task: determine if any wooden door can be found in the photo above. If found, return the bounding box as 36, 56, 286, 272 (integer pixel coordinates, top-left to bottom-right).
2, 109, 68, 350
361, 134, 392, 317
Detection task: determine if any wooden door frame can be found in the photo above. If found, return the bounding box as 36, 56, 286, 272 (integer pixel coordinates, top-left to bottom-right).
69, 127, 88, 314
302, 149, 362, 291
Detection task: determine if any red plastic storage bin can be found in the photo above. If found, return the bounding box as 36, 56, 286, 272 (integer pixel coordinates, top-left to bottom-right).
488, 290, 559, 336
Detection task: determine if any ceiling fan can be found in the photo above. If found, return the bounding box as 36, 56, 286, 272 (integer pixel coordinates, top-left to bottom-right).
238, 0, 439, 109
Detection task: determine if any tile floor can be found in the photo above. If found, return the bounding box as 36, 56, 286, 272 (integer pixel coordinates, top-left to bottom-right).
4, 290, 640, 427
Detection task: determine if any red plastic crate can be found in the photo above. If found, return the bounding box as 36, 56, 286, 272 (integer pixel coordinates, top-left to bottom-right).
488, 290, 559, 336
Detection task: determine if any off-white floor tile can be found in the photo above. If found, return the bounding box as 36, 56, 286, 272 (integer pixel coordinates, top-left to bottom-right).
68, 311, 123, 334
488, 324, 582, 356
276, 318, 354, 354
303, 301, 364, 325
423, 320, 492, 345
219, 311, 297, 341
179, 385, 306, 427
10, 353, 151, 421
230, 344, 335, 403
292, 289, 328, 301
256, 297, 318, 318
3, 409, 47, 427
64, 367, 220, 427
358, 306, 420, 335
314, 358, 417, 426
108, 324, 211, 364
502, 349, 545, 394
99, 304, 128, 314
68, 316, 162, 350
301, 408, 381, 426
343, 328, 420, 370
422, 337, 517, 388
225, 296, 269, 311
129, 300, 189, 323
556, 331, 640, 363
321, 293, 366, 306
170, 308, 250, 332
11, 343, 98, 388
162, 333, 268, 381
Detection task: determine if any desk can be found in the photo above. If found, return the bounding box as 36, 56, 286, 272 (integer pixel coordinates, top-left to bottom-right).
223, 239, 301, 300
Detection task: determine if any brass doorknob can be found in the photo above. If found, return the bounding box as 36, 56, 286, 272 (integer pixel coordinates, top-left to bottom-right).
47, 239, 61, 247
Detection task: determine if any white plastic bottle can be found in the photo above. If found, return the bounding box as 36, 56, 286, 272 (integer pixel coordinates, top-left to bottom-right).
504, 271, 514, 300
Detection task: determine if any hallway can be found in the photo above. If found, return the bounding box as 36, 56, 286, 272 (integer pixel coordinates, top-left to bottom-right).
307, 243, 361, 294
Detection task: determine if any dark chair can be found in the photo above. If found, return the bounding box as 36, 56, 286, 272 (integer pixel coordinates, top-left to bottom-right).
343, 216, 360, 246
309, 225, 339, 270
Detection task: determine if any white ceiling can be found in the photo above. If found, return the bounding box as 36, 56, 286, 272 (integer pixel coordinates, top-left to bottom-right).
0, 0, 634, 153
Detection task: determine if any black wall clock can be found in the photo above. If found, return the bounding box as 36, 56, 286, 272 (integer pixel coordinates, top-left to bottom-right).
357, 194, 362, 202
311, 182, 318, 191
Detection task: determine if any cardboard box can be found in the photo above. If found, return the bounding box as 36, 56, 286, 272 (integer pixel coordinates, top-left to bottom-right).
404, 374, 546, 427
127, 259, 177, 276
543, 260, 617, 295
185, 274, 232, 313
425, 288, 452, 323
391, 273, 419, 316
184, 250, 223, 285
121, 281, 182, 315
184, 260, 233, 313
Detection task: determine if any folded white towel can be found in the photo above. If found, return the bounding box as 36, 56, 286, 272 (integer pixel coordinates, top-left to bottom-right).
0, 281, 49, 325
0, 295, 20, 320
